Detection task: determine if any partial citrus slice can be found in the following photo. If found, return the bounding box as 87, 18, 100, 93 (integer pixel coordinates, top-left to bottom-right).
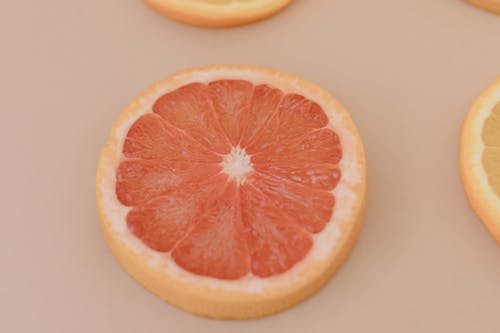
96, 65, 367, 319
144, 0, 293, 28
460, 77, 500, 242
465, 0, 500, 14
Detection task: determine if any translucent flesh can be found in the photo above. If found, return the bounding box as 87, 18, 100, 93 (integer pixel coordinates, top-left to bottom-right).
482, 102, 500, 198
116, 80, 343, 279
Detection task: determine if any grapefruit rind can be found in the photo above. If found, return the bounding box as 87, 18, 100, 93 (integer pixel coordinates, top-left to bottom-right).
144, 0, 293, 28
96, 65, 367, 319
460, 77, 500, 243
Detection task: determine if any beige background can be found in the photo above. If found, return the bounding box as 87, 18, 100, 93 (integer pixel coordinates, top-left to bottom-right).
1, 0, 500, 332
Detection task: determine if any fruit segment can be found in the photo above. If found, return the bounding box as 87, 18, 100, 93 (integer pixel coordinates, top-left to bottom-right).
246, 94, 328, 154
116, 159, 222, 206
127, 193, 197, 253
251, 129, 342, 164
172, 182, 250, 279
482, 148, 500, 197
153, 83, 231, 154
482, 102, 500, 197
249, 173, 335, 233
123, 113, 221, 162
253, 162, 341, 190
482, 102, 500, 147
126, 174, 228, 248
208, 80, 254, 146
240, 184, 313, 277
238, 84, 283, 148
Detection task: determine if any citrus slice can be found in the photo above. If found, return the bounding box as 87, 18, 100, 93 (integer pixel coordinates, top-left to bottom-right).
460, 77, 500, 242
96, 65, 367, 319
144, 0, 293, 28
465, 0, 500, 14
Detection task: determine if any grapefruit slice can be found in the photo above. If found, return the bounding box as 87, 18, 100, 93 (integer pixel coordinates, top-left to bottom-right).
144, 0, 293, 28
465, 0, 500, 14
96, 65, 367, 319
460, 77, 500, 242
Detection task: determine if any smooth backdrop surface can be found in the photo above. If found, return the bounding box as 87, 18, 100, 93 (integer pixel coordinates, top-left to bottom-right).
1, 1, 500, 332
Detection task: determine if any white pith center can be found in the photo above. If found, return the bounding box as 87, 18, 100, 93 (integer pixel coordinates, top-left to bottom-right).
222, 147, 253, 184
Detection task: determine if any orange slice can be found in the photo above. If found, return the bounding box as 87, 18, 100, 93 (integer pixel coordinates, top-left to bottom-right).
465, 0, 500, 14
144, 0, 293, 28
96, 65, 367, 319
461, 77, 500, 242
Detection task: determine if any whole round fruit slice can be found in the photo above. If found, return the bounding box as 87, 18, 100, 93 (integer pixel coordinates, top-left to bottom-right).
461, 77, 500, 242
145, 0, 293, 28
465, 0, 500, 14
96, 65, 367, 319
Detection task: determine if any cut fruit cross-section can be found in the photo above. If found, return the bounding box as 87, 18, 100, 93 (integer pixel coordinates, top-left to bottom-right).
145, 0, 294, 28
460, 77, 500, 243
96, 65, 367, 319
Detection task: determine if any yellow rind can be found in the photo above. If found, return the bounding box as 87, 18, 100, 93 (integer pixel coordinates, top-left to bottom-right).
96, 65, 367, 319
144, 0, 293, 28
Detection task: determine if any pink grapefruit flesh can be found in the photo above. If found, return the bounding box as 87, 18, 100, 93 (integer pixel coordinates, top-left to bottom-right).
116, 79, 342, 280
